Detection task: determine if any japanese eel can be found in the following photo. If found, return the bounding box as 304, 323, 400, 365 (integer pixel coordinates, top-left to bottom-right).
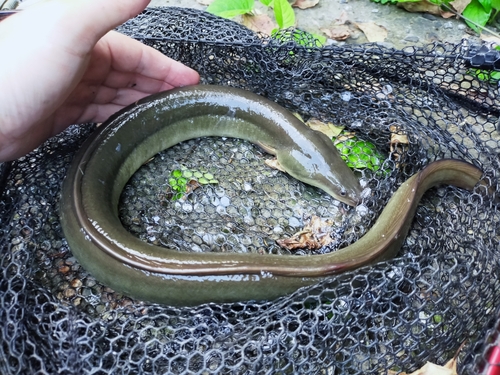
60, 85, 483, 306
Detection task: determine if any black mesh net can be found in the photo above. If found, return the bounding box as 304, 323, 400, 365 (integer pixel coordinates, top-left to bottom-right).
1, 6, 500, 374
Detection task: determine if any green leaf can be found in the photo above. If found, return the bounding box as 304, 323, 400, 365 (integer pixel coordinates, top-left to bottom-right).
260, 0, 274, 5
172, 169, 182, 178
463, 0, 492, 33
172, 192, 184, 201
198, 177, 210, 184
273, 0, 295, 28
492, 0, 500, 10
310, 33, 327, 45
207, 0, 255, 18
335, 137, 386, 172
203, 173, 215, 180
182, 169, 193, 178
478, 0, 492, 12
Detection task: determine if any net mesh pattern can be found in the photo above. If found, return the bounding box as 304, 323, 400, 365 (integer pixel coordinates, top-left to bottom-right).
1, 6, 500, 374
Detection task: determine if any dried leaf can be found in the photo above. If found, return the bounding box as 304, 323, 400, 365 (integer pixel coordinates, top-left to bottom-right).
291, 0, 319, 9
449, 0, 472, 14
480, 34, 500, 44
389, 361, 456, 375
306, 118, 344, 138
440, 12, 455, 18
333, 131, 356, 145
277, 216, 334, 251
185, 180, 202, 195
389, 125, 409, 164
390, 125, 409, 147
321, 25, 351, 40
292, 112, 305, 122
336, 11, 349, 25
397, 0, 442, 15
354, 22, 387, 43
241, 14, 277, 35
388, 342, 463, 375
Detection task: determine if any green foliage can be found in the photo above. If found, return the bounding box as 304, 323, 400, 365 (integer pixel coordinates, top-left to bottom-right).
207, 0, 324, 45
463, 0, 493, 32
206, 0, 254, 18
168, 167, 218, 201
335, 138, 386, 172
272, 28, 327, 46
273, 0, 295, 29
371, 0, 500, 34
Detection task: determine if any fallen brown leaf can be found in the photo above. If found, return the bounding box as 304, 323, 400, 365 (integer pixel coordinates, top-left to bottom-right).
291, 0, 319, 9
388, 361, 455, 375
292, 112, 305, 122
306, 118, 344, 138
389, 124, 409, 165
480, 34, 500, 44
333, 131, 356, 145
354, 22, 387, 43
388, 343, 462, 375
321, 25, 351, 41
185, 179, 202, 195
449, 0, 472, 14
277, 216, 334, 251
398, 0, 444, 16
439, 11, 456, 19
336, 11, 349, 25
241, 14, 277, 35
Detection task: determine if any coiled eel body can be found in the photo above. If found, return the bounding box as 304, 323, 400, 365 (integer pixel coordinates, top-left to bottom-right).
60, 85, 482, 306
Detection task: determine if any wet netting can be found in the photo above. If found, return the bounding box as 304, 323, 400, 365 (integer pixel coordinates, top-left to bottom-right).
1, 6, 500, 375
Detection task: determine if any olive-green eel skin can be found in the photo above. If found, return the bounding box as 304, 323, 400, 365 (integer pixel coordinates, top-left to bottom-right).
60, 85, 483, 306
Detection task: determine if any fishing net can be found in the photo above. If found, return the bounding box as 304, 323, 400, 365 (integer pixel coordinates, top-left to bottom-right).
1, 6, 500, 374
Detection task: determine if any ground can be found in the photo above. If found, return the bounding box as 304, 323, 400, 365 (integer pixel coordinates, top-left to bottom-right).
149, 0, 481, 49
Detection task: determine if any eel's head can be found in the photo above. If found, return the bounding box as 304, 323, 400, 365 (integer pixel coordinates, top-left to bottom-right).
277, 145, 362, 207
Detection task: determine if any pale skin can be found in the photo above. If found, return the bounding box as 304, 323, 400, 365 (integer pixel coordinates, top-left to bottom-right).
0, 0, 200, 161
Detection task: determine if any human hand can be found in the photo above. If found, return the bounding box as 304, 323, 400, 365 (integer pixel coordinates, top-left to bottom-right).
0, 0, 200, 161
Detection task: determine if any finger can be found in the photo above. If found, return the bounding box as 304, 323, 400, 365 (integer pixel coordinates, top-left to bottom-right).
104, 32, 200, 88
75, 103, 125, 124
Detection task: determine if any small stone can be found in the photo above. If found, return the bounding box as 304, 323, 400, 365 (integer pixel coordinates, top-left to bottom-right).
404, 35, 419, 43
64, 288, 76, 298
422, 13, 438, 21
58, 265, 70, 274
71, 279, 82, 288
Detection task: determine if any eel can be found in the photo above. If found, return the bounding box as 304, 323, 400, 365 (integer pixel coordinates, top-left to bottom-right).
59, 85, 483, 306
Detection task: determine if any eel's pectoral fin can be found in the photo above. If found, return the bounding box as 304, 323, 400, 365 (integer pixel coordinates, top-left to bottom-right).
255, 141, 278, 155
264, 158, 286, 172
